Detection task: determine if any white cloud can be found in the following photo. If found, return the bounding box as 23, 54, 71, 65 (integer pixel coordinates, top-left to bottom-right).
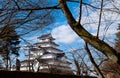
80, 0, 120, 40
55, 0, 120, 46
51, 25, 79, 44
51, 0, 120, 44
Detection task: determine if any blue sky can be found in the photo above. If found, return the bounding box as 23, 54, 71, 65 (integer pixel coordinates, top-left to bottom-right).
19, 0, 120, 60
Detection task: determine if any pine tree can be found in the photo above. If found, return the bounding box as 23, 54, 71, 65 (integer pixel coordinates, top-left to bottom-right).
0, 25, 20, 70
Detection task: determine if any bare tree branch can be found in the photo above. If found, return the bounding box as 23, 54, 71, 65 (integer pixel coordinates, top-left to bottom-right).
96, 0, 103, 38
78, 0, 82, 23
0, 4, 60, 11
84, 42, 105, 78
59, 0, 119, 64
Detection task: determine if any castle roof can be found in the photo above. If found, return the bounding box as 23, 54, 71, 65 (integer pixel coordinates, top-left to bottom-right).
30, 47, 62, 53
30, 48, 42, 51
43, 47, 63, 52
37, 33, 55, 40
34, 42, 59, 46
21, 59, 35, 63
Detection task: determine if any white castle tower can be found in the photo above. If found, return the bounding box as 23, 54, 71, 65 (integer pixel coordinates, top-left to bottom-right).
20, 33, 73, 74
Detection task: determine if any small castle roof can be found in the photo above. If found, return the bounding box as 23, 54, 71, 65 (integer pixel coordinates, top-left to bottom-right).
37, 33, 55, 40
21, 59, 35, 63
34, 42, 59, 46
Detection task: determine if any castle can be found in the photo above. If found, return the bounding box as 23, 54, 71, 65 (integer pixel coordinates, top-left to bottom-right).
20, 33, 73, 74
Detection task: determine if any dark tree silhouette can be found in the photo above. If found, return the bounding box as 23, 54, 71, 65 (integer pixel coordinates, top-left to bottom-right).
0, 25, 20, 70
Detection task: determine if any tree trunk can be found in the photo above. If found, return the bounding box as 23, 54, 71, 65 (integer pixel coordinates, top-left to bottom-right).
74, 59, 81, 75
59, 0, 120, 64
